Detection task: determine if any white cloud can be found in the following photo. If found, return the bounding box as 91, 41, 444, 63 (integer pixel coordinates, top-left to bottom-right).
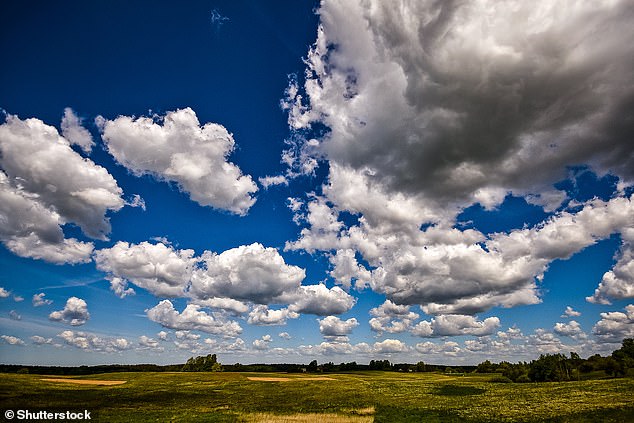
592, 304, 634, 343
373, 339, 408, 354
318, 316, 358, 339
286, 284, 356, 316
369, 300, 419, 334
58, 330, 131, 352
279, 332, 291, 340
553, 321, 585, 338
561, 306, 581, 318
31, 335, 53, 345
98, 108, 257, 215
415, 341, 461, 356
259, 175, 288, 189
329, 249, 371, 290
8, 310, 21, 320
247, 305, 298, 326
411, 315, 500, 338
60, 108, 94, 153
190, 243, 305, 304
1, 335, 25, 346
138, 335, 163, 351
32, 293, 52, 307
587, 239, 634, 304
252, 334, 273, 350
0, 287, 9, 298
146, 300, 242, 337
157, 331, 169, 341
95, 241, 196, 298
48, 297, 90, 326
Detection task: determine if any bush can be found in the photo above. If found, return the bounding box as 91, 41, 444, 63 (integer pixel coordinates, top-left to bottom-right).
516, 374, 531, 383
490, 376, 513, 383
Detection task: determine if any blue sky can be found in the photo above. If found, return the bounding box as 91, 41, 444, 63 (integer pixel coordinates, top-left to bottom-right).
1, 0, 633, 366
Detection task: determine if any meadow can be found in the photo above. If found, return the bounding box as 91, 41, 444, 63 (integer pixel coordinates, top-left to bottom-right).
1, 371, 633, 422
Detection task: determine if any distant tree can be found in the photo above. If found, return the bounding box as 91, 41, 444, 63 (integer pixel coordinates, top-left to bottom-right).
476, 360, 496, 373
415, 361, 426, 372
307, 360, 318, 372
528, 354, 571, 382
182, 354, 222, 372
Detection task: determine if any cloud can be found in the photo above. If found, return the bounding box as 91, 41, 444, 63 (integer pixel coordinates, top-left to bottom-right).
286, 284, 356, 316
138, 335, 163, 352
291, 0, 634, 205
561, 306, 581, 318
95, 241, 196, 298
58, 330, 131, 352
190, 243, 305, 304
98, 108, 257, 215
247, 306, 298, 326
48, 297, 90, 326
279, 332, 291, 340
31, 335, 53, 345
259, 175, 288, 189
146, 300, 242, 337
60, 108, 94, 153
415, 341, 461, 356
1, 335, 25, 346
587, 237, 634, 304
32, 293, 52, 307
411, 315, 500, 338
0, 287, 9, 298
252, 334, 273, 350
8, 310, 21, 320
318, 316, 358, 339
373, 339, 408, 354
553, 321, 585, 338
0, 113, 126, 263
369, 300, 419, 334
592, 304, 634, 343
329, 249, 371, 291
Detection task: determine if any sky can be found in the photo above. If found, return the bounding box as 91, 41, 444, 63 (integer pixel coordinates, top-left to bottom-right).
1, 0, 633, 366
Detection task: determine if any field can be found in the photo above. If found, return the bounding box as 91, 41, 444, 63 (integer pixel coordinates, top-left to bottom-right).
1, 371, 633, 422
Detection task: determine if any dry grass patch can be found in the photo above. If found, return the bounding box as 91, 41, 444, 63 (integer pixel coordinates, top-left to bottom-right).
238, 412, 373, 422
40, 378, 126, 386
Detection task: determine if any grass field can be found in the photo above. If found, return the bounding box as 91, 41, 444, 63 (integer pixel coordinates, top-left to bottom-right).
1, 371, 633, 422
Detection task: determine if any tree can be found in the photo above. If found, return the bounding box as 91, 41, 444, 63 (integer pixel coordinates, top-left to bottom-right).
182, 354, 222, 372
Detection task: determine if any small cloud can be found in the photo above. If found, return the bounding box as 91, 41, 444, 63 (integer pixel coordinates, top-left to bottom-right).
13, 295, 24, 302
8, 310, 21, 320
49, 297, 90, 326
32, 293, 53, 307
1, 335, 25, 346
210, 9, 229, 28
561, 306, 581, 318
259, 175, 289, 189
0, 287, 9, 298
125, 194, 146, 211
279, 332, 291, 340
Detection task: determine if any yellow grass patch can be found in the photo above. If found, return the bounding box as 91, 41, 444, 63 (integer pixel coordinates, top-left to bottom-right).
238, 412, 374, 422
40, 378, 126, 386
246, 376, 336, 382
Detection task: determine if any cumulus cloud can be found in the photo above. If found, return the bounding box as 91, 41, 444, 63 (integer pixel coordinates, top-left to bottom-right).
291, 0, 634, 203
60, 108, 94, 153
279, 332, 291, 340
553, 321, 585, 338
0, 113, 126, 263
561, 306, 581, 318
259, 175, 288, 189
329, 249, 371, 291
411, 315, 500, 338
587, 238, 634, 304
252, 334, 273, 350
247, 305, 298, 326
191, 243, 305, 304
95, 241, 196, 298
98, 108, 257, 215
8, 310, 21, 320
146, 300, 242, 337
32, 293, 52, 307
48, 297, 90, 326
373, 339, 408, 354
415, 341, 461, 356
318, 316, 358, 340
1, 335, 25, 346
30, 335, 53, 345
138, 335, 163, 352
592, 304, 634, 343
58, 330, 131, 352
286, 284, 356, 316
0, 287, 9, 298
369, 300, 419, 334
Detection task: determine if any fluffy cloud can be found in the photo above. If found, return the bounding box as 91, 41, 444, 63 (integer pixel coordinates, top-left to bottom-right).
587, 238, 634, 304
561, 306, 581, 318
1, 335, 25, 346
369, 300, 419, 334
138, 335, 163, 352
373, 339, 409, 354
60, 108, 94, 153
8, 310, 21, 320
286, 284, 356, 316
290, 0, 634, 202
553, 321, 585, 338
98, 108, 257, 215
146, 300, 242, 337
252, 334, 273, 350
0, 288, 9, 298
412, 315, 500, 337
190, 243, 305, 304
95, 241, 196, 298
49, 297, 90, 326
592, 304, 634, 343
415, 341, 461, 356
247, 306, 298, 326
0, 113, 125, 263
30, 335, 53, 345
58, 330, 131, 352
318, 316, 359, 339
329, 249, 371, 290
32, 293, 52, 307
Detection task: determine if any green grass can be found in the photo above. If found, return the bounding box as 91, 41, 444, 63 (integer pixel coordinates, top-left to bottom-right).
1, 372, 633, 422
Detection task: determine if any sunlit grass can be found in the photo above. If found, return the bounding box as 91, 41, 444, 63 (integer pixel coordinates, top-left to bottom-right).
0, 371, 632, 422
